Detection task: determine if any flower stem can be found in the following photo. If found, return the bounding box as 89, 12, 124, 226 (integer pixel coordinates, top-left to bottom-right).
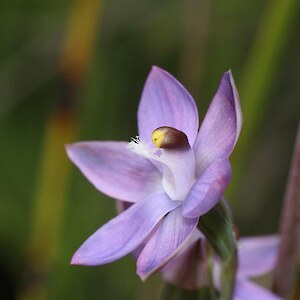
219, 251, 237, 300
198, 200, 237, 300
206, 242, 218, 300
272, 121, 300, 298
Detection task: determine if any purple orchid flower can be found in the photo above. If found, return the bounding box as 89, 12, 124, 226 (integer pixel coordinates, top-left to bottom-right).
230, 235, 281, 300
66, 66, 242, 280
162, 232, 281, 300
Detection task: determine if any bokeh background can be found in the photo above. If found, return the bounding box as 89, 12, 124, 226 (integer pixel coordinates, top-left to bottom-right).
0, 0, 299, 299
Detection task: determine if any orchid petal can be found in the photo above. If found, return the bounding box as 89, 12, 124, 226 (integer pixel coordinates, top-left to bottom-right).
138, 66, 199, 146
238, 235, 280, 277
162, 229, 209, 290
182, 159, 231, 218
71, 192, 180, 266
137, 208, 198, 280
66, 141, 162, 202
153, 147, 196, 201
194, 71, 242, 175
234, 279, 282, 300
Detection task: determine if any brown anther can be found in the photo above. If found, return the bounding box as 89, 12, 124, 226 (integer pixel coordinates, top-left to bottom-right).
151, 126, 190, 150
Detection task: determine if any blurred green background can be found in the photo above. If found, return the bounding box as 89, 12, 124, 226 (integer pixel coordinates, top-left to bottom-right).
0, 0, 299, 299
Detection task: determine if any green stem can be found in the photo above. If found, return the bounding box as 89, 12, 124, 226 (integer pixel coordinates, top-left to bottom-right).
198, 200, 237, 300
219, 251, 238, 300
206, 242, 218, 300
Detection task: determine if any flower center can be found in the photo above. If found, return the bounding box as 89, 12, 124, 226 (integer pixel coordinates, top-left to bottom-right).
152, 126, 190, 150
128, 127, 196, 201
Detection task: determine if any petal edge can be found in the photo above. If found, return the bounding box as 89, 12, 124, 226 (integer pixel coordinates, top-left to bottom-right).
138, 66, 199, 146
71, 192, 180, 266
182, 159, 232, 218
194, 71, 242, 175
66, 141, 162, 202
137, 208, 198, 280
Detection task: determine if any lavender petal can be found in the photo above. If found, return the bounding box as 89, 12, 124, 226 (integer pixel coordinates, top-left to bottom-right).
66, 141, 162, 202
137, 208, 198, 280
194, 71, 242, 175
71, 192, 180, 266
138, 66, 199, 146
182, 159, 232, 218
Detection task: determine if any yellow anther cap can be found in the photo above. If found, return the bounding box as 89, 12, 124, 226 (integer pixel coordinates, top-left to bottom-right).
151, 126, 190, 150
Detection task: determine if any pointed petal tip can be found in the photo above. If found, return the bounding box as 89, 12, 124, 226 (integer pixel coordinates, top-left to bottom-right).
70, 254, 81, 265
65, 143, 84, 164
65, 143, 75, 160
224, 70, 235, 84
227, 70, 237, 85
70, 247, 97, 266
65, 143, 74, 155
219, 70, 238, 90
65, 143, 72, 151
70, 260, 77, 266
225, 69, 232, 75
70, 252, 97, 266
149, 65, 169, 78
220, 70, 234, 87
137, 270, 149, 282
65, 142, 79, 156
137, 263, 159, 282
151, 65, 161, 71
150, 66, 180, 82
